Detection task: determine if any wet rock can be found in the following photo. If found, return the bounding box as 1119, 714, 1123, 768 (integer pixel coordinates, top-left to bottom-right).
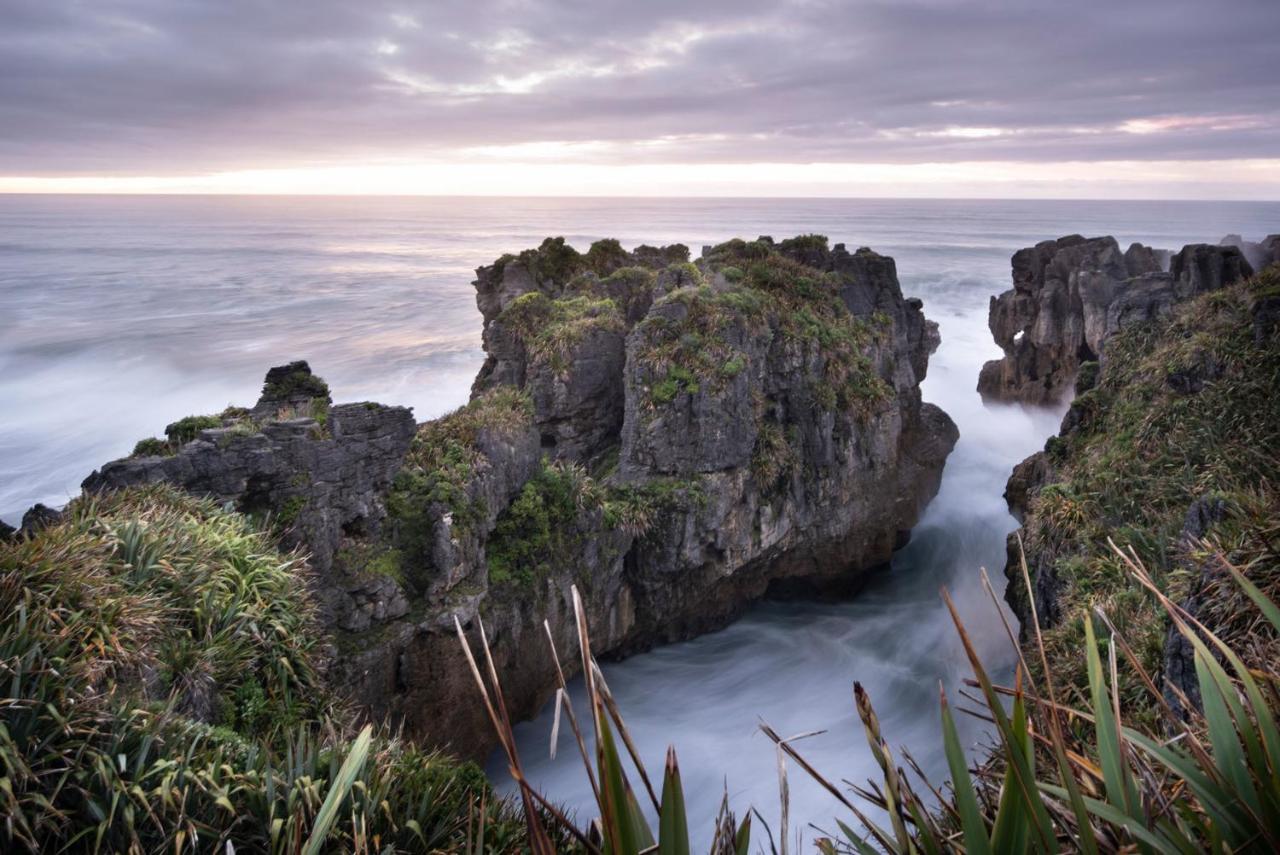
1004, 451, 1050, 523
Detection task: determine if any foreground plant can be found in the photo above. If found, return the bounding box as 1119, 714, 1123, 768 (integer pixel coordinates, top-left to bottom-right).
772, 538, 1280, 854
457, 586, 753, 854
470, 528, 1280, 853
0, 485, 528, 853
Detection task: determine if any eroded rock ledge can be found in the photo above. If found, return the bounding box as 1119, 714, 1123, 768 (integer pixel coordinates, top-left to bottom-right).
76, 235, 957, 760
977, 234, 1267, 405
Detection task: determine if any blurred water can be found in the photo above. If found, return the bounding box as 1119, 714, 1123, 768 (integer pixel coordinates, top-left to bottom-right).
2, 194, 1276, 845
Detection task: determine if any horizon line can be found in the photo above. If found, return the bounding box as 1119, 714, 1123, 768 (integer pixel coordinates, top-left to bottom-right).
1, 191, 1277, 203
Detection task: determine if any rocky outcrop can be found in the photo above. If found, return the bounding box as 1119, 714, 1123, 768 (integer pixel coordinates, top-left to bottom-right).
1220, 233, 1280, 272
978, 235, 1254, 405
82, 362, 417, 630
470, 239, 691, 464
996, 262, 1280, 708
331, 235, 957, 759
67, 237, 956, 762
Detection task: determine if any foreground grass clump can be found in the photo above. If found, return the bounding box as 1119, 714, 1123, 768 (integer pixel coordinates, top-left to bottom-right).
0, 484, 528, 852
1017, 265, 1280, 721
469, 528, 1280, 852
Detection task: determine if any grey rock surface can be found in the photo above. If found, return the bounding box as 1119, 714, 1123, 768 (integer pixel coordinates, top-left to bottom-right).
978, 236, 1252, 405
70, 236, 959, 762
82, 363, 416, 630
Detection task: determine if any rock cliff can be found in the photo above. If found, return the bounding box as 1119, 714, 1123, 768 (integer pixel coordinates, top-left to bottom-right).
978, 235, 1255, 405
69, 235, 957, 761
995, 262, 1280, 717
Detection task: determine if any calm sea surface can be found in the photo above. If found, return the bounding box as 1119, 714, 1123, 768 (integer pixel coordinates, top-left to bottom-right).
2, 195, 1276, 844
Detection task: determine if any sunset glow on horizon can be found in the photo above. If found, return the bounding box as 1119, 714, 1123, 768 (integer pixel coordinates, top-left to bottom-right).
4, 157, 1279, 199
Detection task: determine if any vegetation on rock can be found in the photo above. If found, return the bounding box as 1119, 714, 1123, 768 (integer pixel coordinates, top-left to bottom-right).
498, 291, 626, 373
635, 241, 892, 417
1014, 265, 1280, 726
388, 386, 534, 565
261, 361, 330, 402
0, 485, 525, 852
486, 459, 589, 586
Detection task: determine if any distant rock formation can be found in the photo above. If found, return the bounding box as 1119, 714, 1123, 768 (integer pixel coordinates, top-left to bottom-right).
1220, 233, 1280, 271
977, 235, 1255, 405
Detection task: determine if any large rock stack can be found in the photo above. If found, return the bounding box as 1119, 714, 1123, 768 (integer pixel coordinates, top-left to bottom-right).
68, 235, 958, 760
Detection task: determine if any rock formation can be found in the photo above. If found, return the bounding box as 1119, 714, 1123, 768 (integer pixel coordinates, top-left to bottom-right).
995, 262, 1280, 715
82, 362, 418, 630
70, 235, 957, 761
326, 235, 956, 758
978, 235, 1255, 405
1220, 233, 1280, 272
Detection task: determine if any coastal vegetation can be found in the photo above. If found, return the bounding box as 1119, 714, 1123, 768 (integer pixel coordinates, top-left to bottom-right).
0, 485, 529, 852
1014, 265, 1280, 728
8, 241, 1275, 852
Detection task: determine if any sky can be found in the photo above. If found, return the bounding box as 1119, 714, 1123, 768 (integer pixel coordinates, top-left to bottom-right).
1, 0, 1278, 198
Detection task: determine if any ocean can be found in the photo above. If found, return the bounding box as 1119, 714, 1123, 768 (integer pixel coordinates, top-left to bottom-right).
2, 194, 1276, 844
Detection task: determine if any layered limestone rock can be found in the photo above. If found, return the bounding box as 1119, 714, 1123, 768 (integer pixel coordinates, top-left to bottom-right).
995, 264, 1280, 718
333, 235, 957, 759
68, 236, 957, 761
82, 362, 417, 631
978, 235, 1254, 405
1220, 233, 1280, 271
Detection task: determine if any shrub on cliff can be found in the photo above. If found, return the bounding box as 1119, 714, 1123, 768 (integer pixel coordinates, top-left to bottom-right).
0, 484, 528, 852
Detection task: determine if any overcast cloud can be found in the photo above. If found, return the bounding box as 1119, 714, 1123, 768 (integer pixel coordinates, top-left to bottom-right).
2, 0, 1278, 175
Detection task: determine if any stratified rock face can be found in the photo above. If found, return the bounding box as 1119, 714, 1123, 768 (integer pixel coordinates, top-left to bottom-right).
82, 361, 417, 630
471, 238, 689, 463
68, 238, 956, 762
977, 236, 1253, 405
327, 235, 957, 759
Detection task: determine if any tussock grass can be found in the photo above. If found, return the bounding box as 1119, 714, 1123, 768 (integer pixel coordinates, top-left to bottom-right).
0, 484, 528, 852
1018, 265, 1280, 725
500, 291, 627, 374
